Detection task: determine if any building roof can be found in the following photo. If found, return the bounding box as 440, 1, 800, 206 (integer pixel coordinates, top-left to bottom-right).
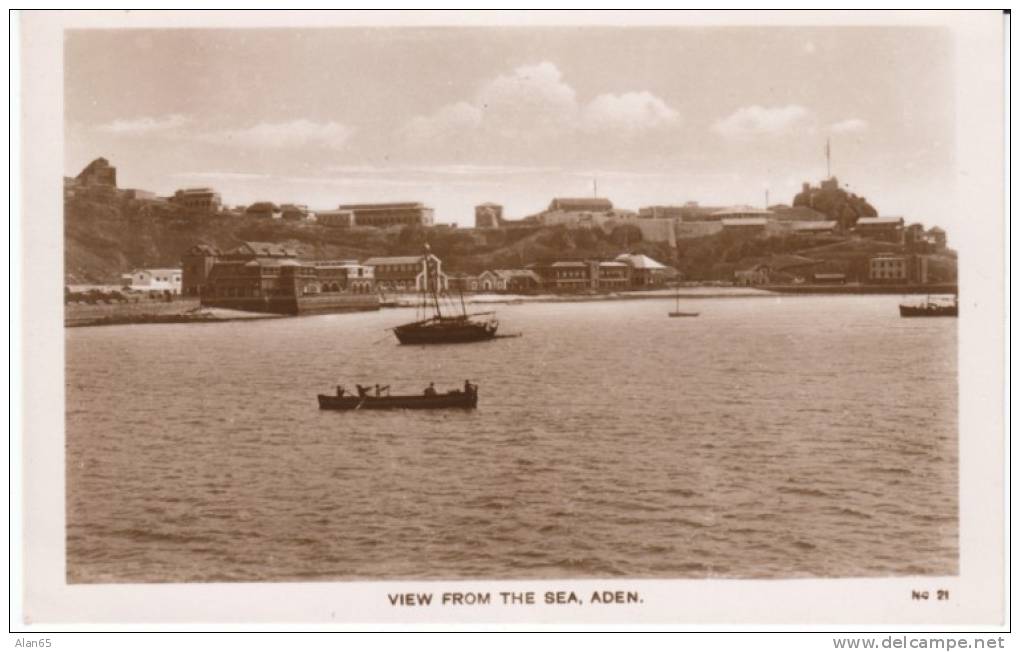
722, 218, 768, 227
339, 202, 428, 211
548, 197, 614, 211
855, 217, 904, 227
712, 205, 772, 217
615, 253, 667, 270
551, 261, 588, 268
792, 220, 838, 231
490, 269, 542, 281
599, 261, 630, 268
131, 267, 181, 275
242, 258, 303, 267
928, 226, 946, 233
362, 255, 425, 266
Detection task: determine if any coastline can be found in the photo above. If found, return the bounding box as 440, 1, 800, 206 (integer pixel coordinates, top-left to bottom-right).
64, 283, 958, 328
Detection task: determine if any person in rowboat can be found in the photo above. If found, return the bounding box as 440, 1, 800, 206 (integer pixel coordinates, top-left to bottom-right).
424, 382, 437, 396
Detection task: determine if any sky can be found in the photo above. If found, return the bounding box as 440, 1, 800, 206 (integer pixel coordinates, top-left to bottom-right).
64, 26, 956, 232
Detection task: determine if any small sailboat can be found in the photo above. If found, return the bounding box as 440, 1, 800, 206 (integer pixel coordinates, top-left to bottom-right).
668, 286, 699, 318
391, 245, 501, 344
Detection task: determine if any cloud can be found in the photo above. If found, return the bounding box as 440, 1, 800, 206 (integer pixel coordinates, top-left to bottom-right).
402, 61, 679, 147
199, 119, 354, 150
581, 91, 679, 132
830, 118, 869, 134
173, 171, 270, 181
712, 105, 814, 139
96, 114, 189, 135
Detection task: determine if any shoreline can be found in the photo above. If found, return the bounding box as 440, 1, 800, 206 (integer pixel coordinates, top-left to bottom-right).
65, 284, 958, 328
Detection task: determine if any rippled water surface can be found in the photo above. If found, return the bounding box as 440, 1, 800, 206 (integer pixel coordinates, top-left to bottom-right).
66, 295, 957, 582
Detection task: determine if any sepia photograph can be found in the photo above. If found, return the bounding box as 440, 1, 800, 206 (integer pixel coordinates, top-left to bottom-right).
15, 9, 1007, 630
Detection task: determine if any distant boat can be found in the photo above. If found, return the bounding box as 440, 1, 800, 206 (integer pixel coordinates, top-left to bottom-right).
899, 295, 958, 317
391, 245, 500, 344
318, 384, 478, 410
668, 287, 699, 318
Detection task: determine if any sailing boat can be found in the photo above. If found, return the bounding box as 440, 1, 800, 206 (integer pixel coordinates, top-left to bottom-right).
668, 286, 699, 318
391, 245, 501, 344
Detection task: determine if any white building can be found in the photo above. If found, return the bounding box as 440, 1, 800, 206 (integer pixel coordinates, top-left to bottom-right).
121, 268, 183, 293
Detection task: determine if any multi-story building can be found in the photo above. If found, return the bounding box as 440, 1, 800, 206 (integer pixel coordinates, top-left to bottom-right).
313, 260, 375, 294
192, 241, 378, 314
337, 202, 434, 228
171, 187, 222, 212
868, 255, 909, 282
316, 209, 355, 228
854, 217, 905, 243
363, 253, 447, 291
597, 261, 631, 288
614, 254, 670, 287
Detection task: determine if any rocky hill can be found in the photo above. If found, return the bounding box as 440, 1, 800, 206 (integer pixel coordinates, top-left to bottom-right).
65, 189, 954, 285
63, 194, 678, 283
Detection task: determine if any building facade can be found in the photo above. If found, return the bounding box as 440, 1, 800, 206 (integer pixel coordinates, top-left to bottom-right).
868, 255, 908, 282
171, 187, 222, 212
337, 202, 435, 228
316, 210, 355, 228
362, 254, 448, 291
854, 217, 905, 243
121, 268, 182, 293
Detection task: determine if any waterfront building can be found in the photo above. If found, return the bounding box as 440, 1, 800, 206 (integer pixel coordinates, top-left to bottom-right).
337, 202, 435, 228
614, 253, 669, 287
312, 260, 375, 294
122, 188, 158, 201
363, 253, 448, 291
868, 255, 908, 282
493, 269, 542, 292
180, 244, 222, 296
854, 216, 905, 243
171, 187, 222, 213
122, 267, 183, 294
475, 203, 504, 229
928, 227, 947, 250
597, 261, 631, 288
447, 273, 482, 292
868, 254, 929, 284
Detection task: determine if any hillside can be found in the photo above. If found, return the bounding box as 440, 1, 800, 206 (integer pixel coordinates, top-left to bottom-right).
65, 193, 955, 285
64, 195, 678, 283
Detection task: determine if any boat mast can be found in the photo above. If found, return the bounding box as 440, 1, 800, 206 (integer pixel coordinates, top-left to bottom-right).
425, 243, 442, 318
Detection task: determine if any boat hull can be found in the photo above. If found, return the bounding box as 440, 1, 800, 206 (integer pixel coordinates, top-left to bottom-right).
668, 312, 699, 317
318, 391, 478, 410
899, 304, 958, 317
393, 322, 497, 344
